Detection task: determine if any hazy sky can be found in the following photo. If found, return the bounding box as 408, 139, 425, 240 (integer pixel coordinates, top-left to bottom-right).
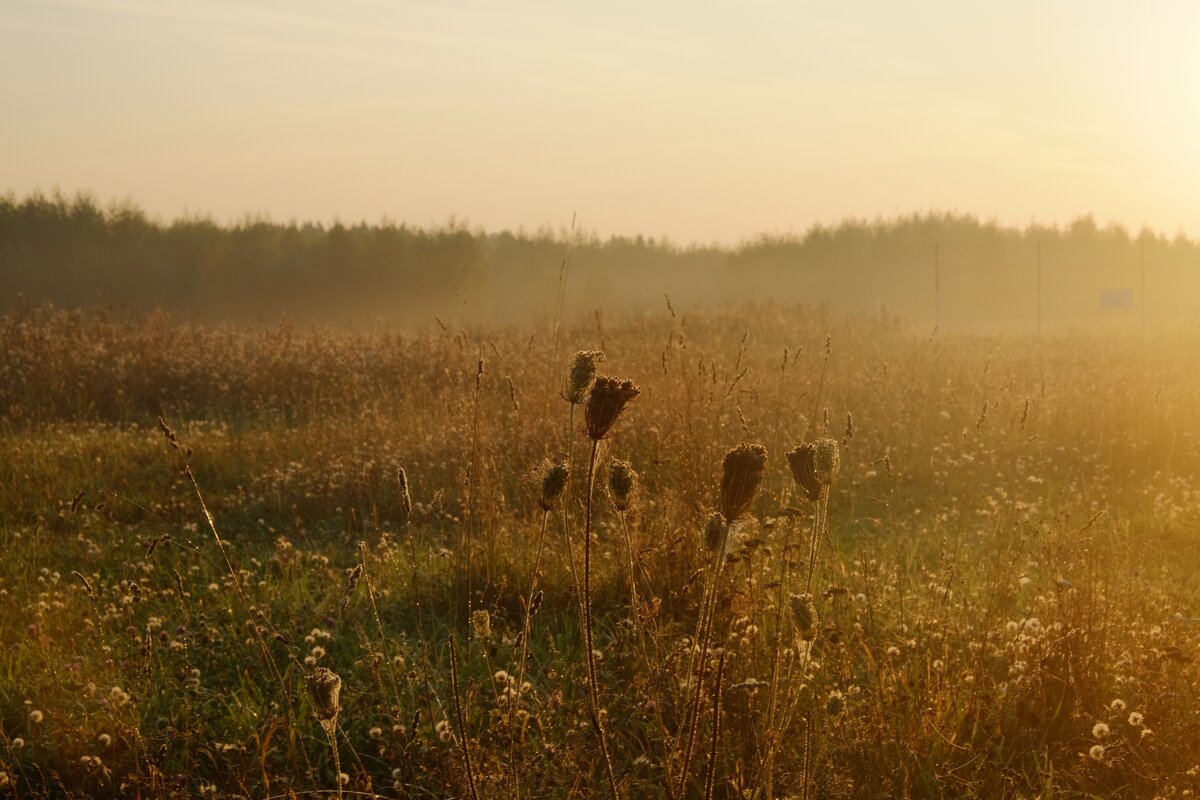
3, 1, 1198, 243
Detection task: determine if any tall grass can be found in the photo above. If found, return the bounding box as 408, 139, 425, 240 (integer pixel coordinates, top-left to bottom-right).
0, 302, 1199, 798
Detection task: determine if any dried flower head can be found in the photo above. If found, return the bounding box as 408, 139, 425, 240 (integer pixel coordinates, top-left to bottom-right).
703, 513, 726, 553
470, 609, 492, 642
607, 459, 638, 512
790, 593, 819, 642
307, 667, 342, 723
786, 443, 823, 502
562, 350, 606, 404
719, 443, 768, 522
814, 438, 841, 484
536, 461, 570, 511
584, 376, 641, 440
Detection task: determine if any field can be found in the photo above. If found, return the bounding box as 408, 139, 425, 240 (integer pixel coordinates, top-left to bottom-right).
1, 302, 1199, 799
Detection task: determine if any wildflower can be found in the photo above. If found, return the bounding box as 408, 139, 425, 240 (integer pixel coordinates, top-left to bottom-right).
584, 376, 641, 440
98, 733, 112, 748
719, 443, 768, 522
1128, 711, 1144, 727
29, 710, 43, 724
1110, 699, 1126, 712
563, 351, 605, 404
1092, 722, 1110, 739
11, 738, 24, 749
1088, 744, 1105, 761
607, 459, 637, 512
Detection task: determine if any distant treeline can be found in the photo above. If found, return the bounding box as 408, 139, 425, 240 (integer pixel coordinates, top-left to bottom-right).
3, 191, 1199, 325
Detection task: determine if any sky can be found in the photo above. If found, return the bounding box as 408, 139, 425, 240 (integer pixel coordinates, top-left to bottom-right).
3, 0, 1199, 244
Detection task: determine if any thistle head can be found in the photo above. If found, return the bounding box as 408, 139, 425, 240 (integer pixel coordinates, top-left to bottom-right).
307, 667, 343, 723
535, 460, 570, 511
814, 438, 841, 485
786, 444, 823, 503
719, 443, 767, 523
562, 350, 605, 404
607, 458, 638, 512
584, 376, 641, 440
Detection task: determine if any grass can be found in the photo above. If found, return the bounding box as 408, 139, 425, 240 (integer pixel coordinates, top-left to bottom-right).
0, 302, 1198, 798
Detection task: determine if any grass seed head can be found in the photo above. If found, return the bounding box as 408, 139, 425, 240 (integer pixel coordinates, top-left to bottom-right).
607, 458, 638, 512
397, 467, 412, 518
786, 443, 823, 502
584, 376, 641, 440
563, 350, 606, 404
719, 442, 768, 522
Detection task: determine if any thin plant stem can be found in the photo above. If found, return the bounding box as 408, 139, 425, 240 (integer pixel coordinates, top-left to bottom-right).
448, 635, 481, 800
508, 508, 551, 799
582, 438, 621, 799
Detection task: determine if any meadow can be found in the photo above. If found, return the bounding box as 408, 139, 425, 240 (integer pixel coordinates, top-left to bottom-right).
1, 301, 1199, 798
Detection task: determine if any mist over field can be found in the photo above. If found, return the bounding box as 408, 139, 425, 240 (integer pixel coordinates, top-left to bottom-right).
4, 2, 1200, 798
4, 192, 1200, 331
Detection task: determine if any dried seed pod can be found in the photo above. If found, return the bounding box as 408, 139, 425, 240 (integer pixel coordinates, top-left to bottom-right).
703, 513, 726, 553
470, 609, 492, 642
537, 461, 570, 511
814, 438, 841, 485
607, 458, 637, 512
790, 593, 819, 642
584, 376, 641, 441
562, 350, 606, 404
719, 443, 768, 523
307, 667, 343, 723
786, 443, 823, 503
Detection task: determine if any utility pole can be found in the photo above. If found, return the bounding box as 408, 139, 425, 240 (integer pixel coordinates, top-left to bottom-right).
1140, 239, 1147, 334
934, 243, 941, 328
1036, 242, 1043, 337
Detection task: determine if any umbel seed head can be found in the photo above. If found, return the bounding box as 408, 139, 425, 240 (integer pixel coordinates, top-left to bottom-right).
814, 438, 841, 485
790, 593, 819, 642
563, 350, 606, 404
307, 667, 343, 723
786, 444, 823, 503
607, 459, 637, 512
584, 376, 641, 440
537, 461, 570, 511
719, 443, 768, 523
